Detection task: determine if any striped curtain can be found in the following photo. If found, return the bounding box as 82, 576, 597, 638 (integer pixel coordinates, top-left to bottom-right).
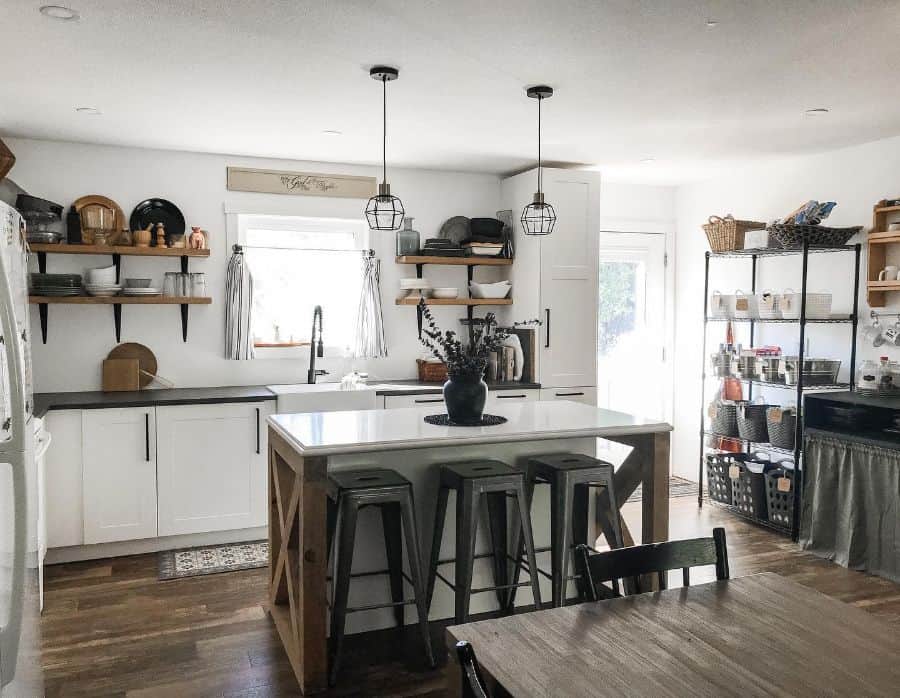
354, 253, 387, 358
225, 246, 254, 360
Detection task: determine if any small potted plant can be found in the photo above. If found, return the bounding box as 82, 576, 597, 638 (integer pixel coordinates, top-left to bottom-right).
418, 299, 539, 425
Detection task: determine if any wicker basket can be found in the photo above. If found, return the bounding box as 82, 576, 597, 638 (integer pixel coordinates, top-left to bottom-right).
766, 407, 797, 450
709, 400, 739, 437
703, 215, 767, 253
736, 402, 771, 443
768, 224, 862, 249
417, 359, 448, 383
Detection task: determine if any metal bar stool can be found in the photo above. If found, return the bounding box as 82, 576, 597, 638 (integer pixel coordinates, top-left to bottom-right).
326, 468, 435, 686
426, 459, 542, 625
510, 453, 625, 607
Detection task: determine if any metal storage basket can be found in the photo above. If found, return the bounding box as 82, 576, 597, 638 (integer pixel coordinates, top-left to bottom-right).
768, 223, 861, 249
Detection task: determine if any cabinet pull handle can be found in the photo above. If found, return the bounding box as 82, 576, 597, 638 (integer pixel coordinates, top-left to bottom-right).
556, 392, 585, 397
414, 398, 444, 404
497, 394, 527, 399
545, 308, 551, 348
145, 413, 150, 462
256, 407, 261, 454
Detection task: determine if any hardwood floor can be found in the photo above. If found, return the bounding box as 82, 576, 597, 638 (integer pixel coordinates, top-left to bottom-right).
41, 497, 900, 697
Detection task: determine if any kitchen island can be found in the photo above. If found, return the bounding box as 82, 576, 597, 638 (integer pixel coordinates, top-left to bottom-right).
266, 401, 671, 694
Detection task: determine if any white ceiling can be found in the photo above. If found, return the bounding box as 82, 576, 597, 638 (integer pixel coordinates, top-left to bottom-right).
2, 0, 899, 184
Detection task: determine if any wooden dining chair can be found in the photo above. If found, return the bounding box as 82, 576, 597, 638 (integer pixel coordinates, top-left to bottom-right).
455, 641, 491, 698
576, 527, 729, 600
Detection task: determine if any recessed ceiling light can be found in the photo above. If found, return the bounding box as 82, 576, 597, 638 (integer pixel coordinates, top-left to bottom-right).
75, 106, 101, 115
39, 5, 79, 21
640, 157, 656, 164
705, 19, 719, 27
321, 130, 343, 136
805, 108, 830, 116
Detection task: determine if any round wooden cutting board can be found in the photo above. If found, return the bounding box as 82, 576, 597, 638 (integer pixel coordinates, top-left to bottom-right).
107, 342, 157, 388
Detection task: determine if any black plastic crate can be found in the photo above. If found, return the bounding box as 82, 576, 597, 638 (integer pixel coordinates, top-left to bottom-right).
705, 453, 734, 504
765, 466, 796, 529
733, 468, 771, 520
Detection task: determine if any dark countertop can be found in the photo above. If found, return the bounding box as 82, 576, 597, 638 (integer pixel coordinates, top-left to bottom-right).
33, 385, 275, 417
373, 380, 541, 396
32, 380, 543, 416
805, 391, 900, 409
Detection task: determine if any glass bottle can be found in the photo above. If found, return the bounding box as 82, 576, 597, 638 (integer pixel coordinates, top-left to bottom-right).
396, 216, 420, 256
878, 356, 892, 394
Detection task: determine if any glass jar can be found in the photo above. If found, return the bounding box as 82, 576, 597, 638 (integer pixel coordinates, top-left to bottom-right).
396, 216, 420, 256
189, 272, 207, 298
163, 272, 178, 297
857, 360, 879, 394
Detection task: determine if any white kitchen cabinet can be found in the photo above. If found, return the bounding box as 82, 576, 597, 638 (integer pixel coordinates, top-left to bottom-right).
486, 389, 539, 410
44, 410, 83, 549
501, 167, 601, 389
82, 407, 158, 544
156, 402, 274, 536
383, 393, 445, 409
539, 387, 597, 406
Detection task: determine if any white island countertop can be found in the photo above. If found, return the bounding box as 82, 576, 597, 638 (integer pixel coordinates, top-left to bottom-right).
268, 400, 672, 456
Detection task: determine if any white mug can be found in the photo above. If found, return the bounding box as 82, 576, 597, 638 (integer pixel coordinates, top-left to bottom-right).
878, 265, 900, 281
861, 320, 886, 347
884, 322, 900, 347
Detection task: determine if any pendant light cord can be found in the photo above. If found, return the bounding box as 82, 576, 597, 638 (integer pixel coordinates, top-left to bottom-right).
537, 95, 542, 194
382, 76, 387, 185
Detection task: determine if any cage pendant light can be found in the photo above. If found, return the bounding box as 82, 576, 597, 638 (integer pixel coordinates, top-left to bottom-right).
521, 85, 556, 235
365, 66, 405, 231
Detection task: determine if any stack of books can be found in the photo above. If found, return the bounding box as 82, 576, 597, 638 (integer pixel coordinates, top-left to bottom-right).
422, 238, 465, 257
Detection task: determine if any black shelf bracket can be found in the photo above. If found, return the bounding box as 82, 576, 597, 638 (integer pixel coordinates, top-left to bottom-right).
37, 251, 47, 275
180, 304, 189, 342
113, 304, 122, 342
180, 255, 189, 274
38, 303, 48, 344
112, 253, 122, 285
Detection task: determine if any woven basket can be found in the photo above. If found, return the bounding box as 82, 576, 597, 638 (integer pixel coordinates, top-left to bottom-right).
417, 359, 448, 383
736, 402, 771, 443
703, 215, 767, 253
768, 224, 861, 249
709, 400, 739, 437
766, 407, 797, 450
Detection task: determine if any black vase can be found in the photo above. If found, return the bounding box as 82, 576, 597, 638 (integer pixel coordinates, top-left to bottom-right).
443, 372, 488, 425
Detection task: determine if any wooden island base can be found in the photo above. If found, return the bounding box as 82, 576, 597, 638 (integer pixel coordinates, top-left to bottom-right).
265, 403, 671, 694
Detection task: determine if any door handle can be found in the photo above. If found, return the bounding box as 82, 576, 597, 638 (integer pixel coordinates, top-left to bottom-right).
414, 398, 444, 404
256, 407, 260, 454
145, 413, 150, 462
545, 308, 551, 348
496, 394, 527, 399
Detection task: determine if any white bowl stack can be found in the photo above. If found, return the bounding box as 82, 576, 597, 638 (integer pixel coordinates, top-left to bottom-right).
84, 265, 121, 297
400, 278, 432, 298
469, 280, 511, 299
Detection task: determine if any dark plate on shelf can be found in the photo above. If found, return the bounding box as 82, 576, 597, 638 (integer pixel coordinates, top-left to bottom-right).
129, 198, 185, 238
438, 216, 470, 245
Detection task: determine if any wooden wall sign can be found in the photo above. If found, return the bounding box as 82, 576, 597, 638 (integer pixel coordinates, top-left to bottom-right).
0, 137, 15, 181
226, 167, 376, 199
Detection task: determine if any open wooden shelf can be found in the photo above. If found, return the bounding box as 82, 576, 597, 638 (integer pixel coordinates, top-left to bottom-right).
396, 255, 511, 266
29, 295, 212, 344
29, 295, 211, 305
868, 200, 900, 307
29, 243, 210, 258
395, 297, 512, 306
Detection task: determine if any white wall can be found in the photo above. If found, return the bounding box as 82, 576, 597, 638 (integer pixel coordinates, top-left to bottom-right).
672, 134, 900, 480
6, 138, 502, 392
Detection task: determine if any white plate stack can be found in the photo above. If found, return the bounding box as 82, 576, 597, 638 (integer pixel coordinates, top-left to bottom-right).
122, 287, 162, 296
84, 284, 122, 297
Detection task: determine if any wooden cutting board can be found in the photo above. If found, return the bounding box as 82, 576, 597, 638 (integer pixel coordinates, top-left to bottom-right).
107, 342, 157, 389
102, 358, 140, 392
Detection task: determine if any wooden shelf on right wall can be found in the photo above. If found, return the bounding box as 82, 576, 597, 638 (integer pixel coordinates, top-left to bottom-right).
867, 200, 900, 307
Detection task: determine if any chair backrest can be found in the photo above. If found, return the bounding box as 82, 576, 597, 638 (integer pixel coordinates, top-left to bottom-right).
576, 527, 729, 600
456, 640, 490, 698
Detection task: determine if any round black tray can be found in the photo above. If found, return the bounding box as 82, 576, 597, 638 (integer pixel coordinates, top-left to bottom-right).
424, 413, 508, 427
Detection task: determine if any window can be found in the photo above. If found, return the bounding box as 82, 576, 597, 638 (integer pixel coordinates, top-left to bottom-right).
236, 214, 368, 353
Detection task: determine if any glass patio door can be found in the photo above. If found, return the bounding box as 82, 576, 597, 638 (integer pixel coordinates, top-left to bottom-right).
596, 232, 667, 420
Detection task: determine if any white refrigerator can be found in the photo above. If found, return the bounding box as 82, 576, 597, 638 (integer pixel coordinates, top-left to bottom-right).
0, 200, 41, 695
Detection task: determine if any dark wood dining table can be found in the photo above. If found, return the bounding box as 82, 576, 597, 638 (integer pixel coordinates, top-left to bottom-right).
446, 572, 900, 697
